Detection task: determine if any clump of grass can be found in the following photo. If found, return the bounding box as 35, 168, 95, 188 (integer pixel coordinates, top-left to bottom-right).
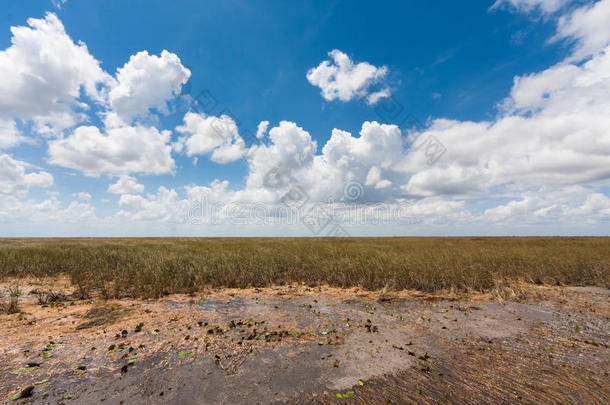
2, 283, 21, 314
33, 289, 67, 306
8, 283, 21, 298
4, 297, 20, 314
0, 237, 608, 299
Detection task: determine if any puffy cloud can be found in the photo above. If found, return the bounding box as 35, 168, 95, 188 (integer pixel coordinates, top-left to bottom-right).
0, 194, 97, 229
76, 192, 91, 201
108, 50, 191, 122
0, 13, 111, 135
365, 166, 391, 189
400, 42, 610, 197
401, 0, 610, 200
116, 181, 240, 225
185, 180, 236, 205
62, 200, 96, 221
553, 0, 610, 61
117, 119, 463, 228
565, 192, 610, 218
0, 14, 191, 183
366, 89, 391, 105
484, 186, 610, 223
490, 0, 569, 14
118, 186, 183, 221
48, 125, 175, 177
0, 154, 53, 196
175, 112, 246, 163
504, 44, 610, 118
0, 13, 191, 147
236, 120, 417, 204
256, 120, 270, 139
395, 0, 610, 224
243, 121, 317, 196
307, 49, 390, 104
303, 122, 406, 201
108, 175, 145, 194
0, 119, 22, 149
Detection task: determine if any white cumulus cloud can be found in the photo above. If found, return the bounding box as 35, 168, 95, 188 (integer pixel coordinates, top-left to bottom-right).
0, 153, 53, 196
118, 186, 182, 221
0, 119, 23, 149
0, 13, 112, 135
307, 49, 390, 104
108, 175, 145, 194
552, 0, 610, 61
76, 192, 91, 201
48, 125, 175, 177
256, 120, 270, 139
175, 112, 246, 164
108, 50, 191, 123
242, 120, 317, 198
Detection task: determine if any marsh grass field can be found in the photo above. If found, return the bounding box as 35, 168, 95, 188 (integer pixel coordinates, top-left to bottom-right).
1, 237, 609, 300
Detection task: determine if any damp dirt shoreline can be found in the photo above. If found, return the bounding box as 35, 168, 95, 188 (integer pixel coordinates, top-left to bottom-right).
1, 278, 608, 404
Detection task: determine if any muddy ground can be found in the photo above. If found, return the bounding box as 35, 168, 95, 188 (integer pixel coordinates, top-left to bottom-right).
0, 279, 608, 404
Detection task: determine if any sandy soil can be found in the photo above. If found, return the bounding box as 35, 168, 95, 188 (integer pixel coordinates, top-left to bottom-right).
0, 278, 608, 404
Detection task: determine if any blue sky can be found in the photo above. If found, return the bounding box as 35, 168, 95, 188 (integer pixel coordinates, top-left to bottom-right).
1, 0, 609, 236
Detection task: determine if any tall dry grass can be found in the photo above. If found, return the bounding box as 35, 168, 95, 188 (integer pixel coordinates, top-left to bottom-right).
0, 237, 608, 299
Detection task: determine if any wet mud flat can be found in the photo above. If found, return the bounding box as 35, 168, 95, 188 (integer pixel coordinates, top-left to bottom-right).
1, 281, 608, 404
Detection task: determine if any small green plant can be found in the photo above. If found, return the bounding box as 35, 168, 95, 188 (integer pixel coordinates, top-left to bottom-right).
178, 351, 194, 359
336, 390, 355, 399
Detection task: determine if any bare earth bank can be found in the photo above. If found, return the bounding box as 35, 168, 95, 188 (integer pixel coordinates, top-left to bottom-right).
1, 280, 608, 404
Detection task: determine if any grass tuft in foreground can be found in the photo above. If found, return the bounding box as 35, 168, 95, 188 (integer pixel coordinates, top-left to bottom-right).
0, 237, 608, 299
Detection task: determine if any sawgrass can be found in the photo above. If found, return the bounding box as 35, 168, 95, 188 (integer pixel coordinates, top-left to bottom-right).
0, 237, 608, 299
